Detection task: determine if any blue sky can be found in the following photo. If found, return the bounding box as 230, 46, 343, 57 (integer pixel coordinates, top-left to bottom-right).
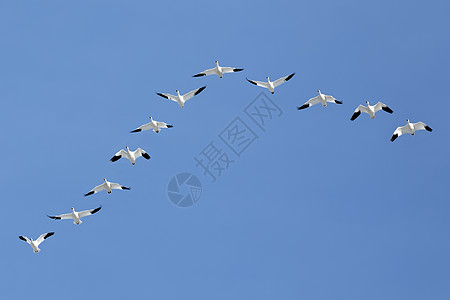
0, 1, 449, 299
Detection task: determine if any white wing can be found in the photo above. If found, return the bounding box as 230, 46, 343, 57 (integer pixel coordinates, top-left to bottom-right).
19, 236, 31, 244
297, 96, 321, 110
110, 182, 130, 190
391, 125, 408, 142
131, 122, 154, 133
273, 73, 295, 87
414, 122, 432, 132
374, 102, 393, 113
134, 148, 150, 160
48, 213, 73, 220
182, 86, 207, 101
110, 149, 128, 162
35, 232, 54, 246
156, 121, 172, 128
350, 105, 368, 120
156, 92, 178, 102
84, 183, 107, 196
221, 67, 243, 74
324, 95, 341, 104
193, 67, 218, 77
78, 206, 102, 218
246, 78, 269, 88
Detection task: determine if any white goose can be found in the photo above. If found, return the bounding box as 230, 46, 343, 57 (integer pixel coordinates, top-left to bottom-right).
157, 86, 206, 108
351, 101, 393, 120
84, 178, 130, 196
193, 61, 244, 78
131, 117, 173, 134
297, 90, 342, 110
19, 232, 54, 253
246, 73, 295, 94
48, 207, 102, 225
391, 119, 432, 142
111, 147, 150, 165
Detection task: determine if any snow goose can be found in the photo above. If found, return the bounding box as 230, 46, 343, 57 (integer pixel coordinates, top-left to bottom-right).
156, 86, 206, 108
18, 232, 54, 253
131, 117, 173, 134
84, 178, 130, 196
110, 147, 150, 165
391, 119, 432, 142
48, 207, 102, 225
297, 90, 342, 110
246, 73, 295, 94
193, 61, 243, 78
350, 101, 393, 120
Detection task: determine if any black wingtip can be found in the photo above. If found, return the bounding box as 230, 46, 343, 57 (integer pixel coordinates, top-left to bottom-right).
156, 92, 169, 99
193, 73, 206, 77
18, 236, 26, 242
390, 134, 398, 142
110, 155, 121, 162
297, 104, 309, 110
91, 206, 102, 215
142, 152, 151, 160
350, 111, 361, 121
84, 191, 94, 197
246, 78, 257, 85
121, 186, 131, 190
47, 215, 61, 220
233, 68, 244, 72
285, 72, 295, 81
335, 100, 343, 104
425, 126, 432, 132
382, 106, 393, 114
44, 232, 55, 239
194, 86, 206, 96
130, 129, 141, 133
167, 124, 173, 128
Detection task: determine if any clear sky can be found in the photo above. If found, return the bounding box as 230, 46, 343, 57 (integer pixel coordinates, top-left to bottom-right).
1, 1, 449, 299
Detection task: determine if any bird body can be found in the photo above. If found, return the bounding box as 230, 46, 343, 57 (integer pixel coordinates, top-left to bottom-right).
18, 232, 54, 253
350, 101, 393, 120
84, 178, 130, 196
246, 73, 295, 94
157, 86, 206, 108
131, 117, 173, 133
48, 207, 102, 225
193, 61, 243, 78
111, 147, 150, 165
391, 119, 432, 142
297, 90, 342, 110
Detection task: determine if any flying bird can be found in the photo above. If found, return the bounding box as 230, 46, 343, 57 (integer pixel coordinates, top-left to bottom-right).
297, 90, 342, 110
246, 73, 295, 94
18, 232, 54, 253
157, 86, 206, 108
48, 207, 102, 225
391, 119, 432, 142
350, 101, 393, 120
84, 178, 130, 196
131, 117, 173, 134
110, 147, 150, 165
193, 61, 243, 78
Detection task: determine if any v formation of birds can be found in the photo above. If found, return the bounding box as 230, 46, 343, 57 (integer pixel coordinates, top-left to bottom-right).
18, 60, 433, 253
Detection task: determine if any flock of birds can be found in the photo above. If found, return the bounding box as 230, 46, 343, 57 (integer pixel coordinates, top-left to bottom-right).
18, 60, 433, 253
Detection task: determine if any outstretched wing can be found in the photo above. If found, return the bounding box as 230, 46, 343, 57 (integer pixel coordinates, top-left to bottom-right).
273, 73, 295, 87
414, 122, 432, 132
131, 122, 153, 133
110, 183, 130, 190
110, 149, 128, 162
246, 78, 269, 88
19, 236, 31, 244
183, 86, 207, 101
297, 96, 321, 110
350, 105, 368, 121
156, 92, 178, 102
374, 102, 393, 114
35, 232, 54, 246
156, 121, 173, 129
48, 213, 73, 220
221, 67, 244, 74
193, 67, 217, 77
391, 125, 407, 142
324, 95, 342, 104
79, 206, 102, 218
84, 183, 106, 196
135, 148, 151, 160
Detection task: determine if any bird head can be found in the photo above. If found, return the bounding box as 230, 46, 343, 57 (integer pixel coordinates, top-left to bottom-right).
71, 207, 75, 211
126, 146, 130, 150
365, 100, 369, 105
